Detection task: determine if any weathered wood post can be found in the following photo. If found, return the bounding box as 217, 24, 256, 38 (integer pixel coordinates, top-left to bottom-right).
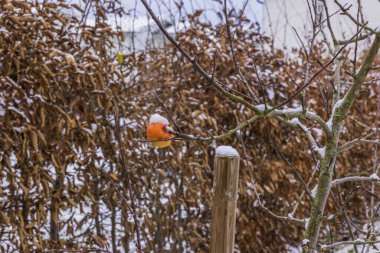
210, 146, 240, 253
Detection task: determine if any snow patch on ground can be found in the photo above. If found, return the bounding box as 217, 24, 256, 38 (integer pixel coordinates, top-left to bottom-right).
215, 145, 239, 157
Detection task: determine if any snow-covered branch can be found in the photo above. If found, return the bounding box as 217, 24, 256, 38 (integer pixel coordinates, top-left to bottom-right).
168, 105, 330, 143
321, 238, 380, 250
281, 117, 323, 160
304, 33, 380, 250
331, 174, 380, 187
255, 105, 330, 134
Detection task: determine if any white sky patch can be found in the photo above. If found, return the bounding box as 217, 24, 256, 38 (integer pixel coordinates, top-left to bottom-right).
149, 113, 169, 125
215, 145, 239, 157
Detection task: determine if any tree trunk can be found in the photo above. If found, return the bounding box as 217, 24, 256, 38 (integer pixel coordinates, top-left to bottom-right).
305, 34, 380, 252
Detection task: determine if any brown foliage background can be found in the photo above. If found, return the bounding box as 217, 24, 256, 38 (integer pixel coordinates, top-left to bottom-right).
0, 1, 379, 252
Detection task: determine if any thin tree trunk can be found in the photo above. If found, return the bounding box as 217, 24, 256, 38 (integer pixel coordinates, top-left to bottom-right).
20, 168, 30, 253
111, 205, 117, 252
176, 174, 184, 252
94, 177, 101, 237
305, 34, 380, 252
50, 178, 61, 244
155, 200, 163, 252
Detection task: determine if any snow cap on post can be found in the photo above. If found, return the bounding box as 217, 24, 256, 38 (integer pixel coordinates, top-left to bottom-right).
215, 145, 239, 157
149, 113, 169, 126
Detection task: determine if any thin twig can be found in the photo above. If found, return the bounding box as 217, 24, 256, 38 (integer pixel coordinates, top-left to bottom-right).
223, 0, 259, 102
139, 0, 258, 113
339, 138, 380, 152
269, 26, 365, 111
334, 0, 378, 35
153, 90, 182, 133
322, 239, 380, 249
113, 105, 142, 251
251, 181, 305, 226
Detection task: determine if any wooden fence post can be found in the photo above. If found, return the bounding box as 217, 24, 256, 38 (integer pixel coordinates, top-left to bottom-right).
210, 147, 240, 253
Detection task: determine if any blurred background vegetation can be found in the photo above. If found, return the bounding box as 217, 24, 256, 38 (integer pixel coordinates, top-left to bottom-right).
0, 0, 379, 252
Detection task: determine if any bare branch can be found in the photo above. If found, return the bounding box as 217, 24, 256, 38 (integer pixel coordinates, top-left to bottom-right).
139, 0, 259, 113
153, 90, 182, 133
251, 181, 305, 226
256, 204, 305, 227
113, 105, 142, 251
278, 151, 314, 199
334, 0, 378, 35
340, 139, 380, 152
270, 27, 364, 111
223, 0, 259, 102
338, 33, 372, 45
168, 115, 261, 141
321, 0, 337, 45
290, 161, 320, 217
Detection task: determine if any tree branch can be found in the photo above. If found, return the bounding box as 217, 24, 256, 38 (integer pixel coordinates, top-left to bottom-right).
339, 139, 380, 152
333, 0, 378, 35
223, 0, 259, 102
281, 117, 323, 160
321, 239, 380, 250
256, 204, 305, 227
139, 0, 259, 113
251, 181, 305, 226
270, 27, 366, 111
168, 115, 261, 141
331, 175, 380, 187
